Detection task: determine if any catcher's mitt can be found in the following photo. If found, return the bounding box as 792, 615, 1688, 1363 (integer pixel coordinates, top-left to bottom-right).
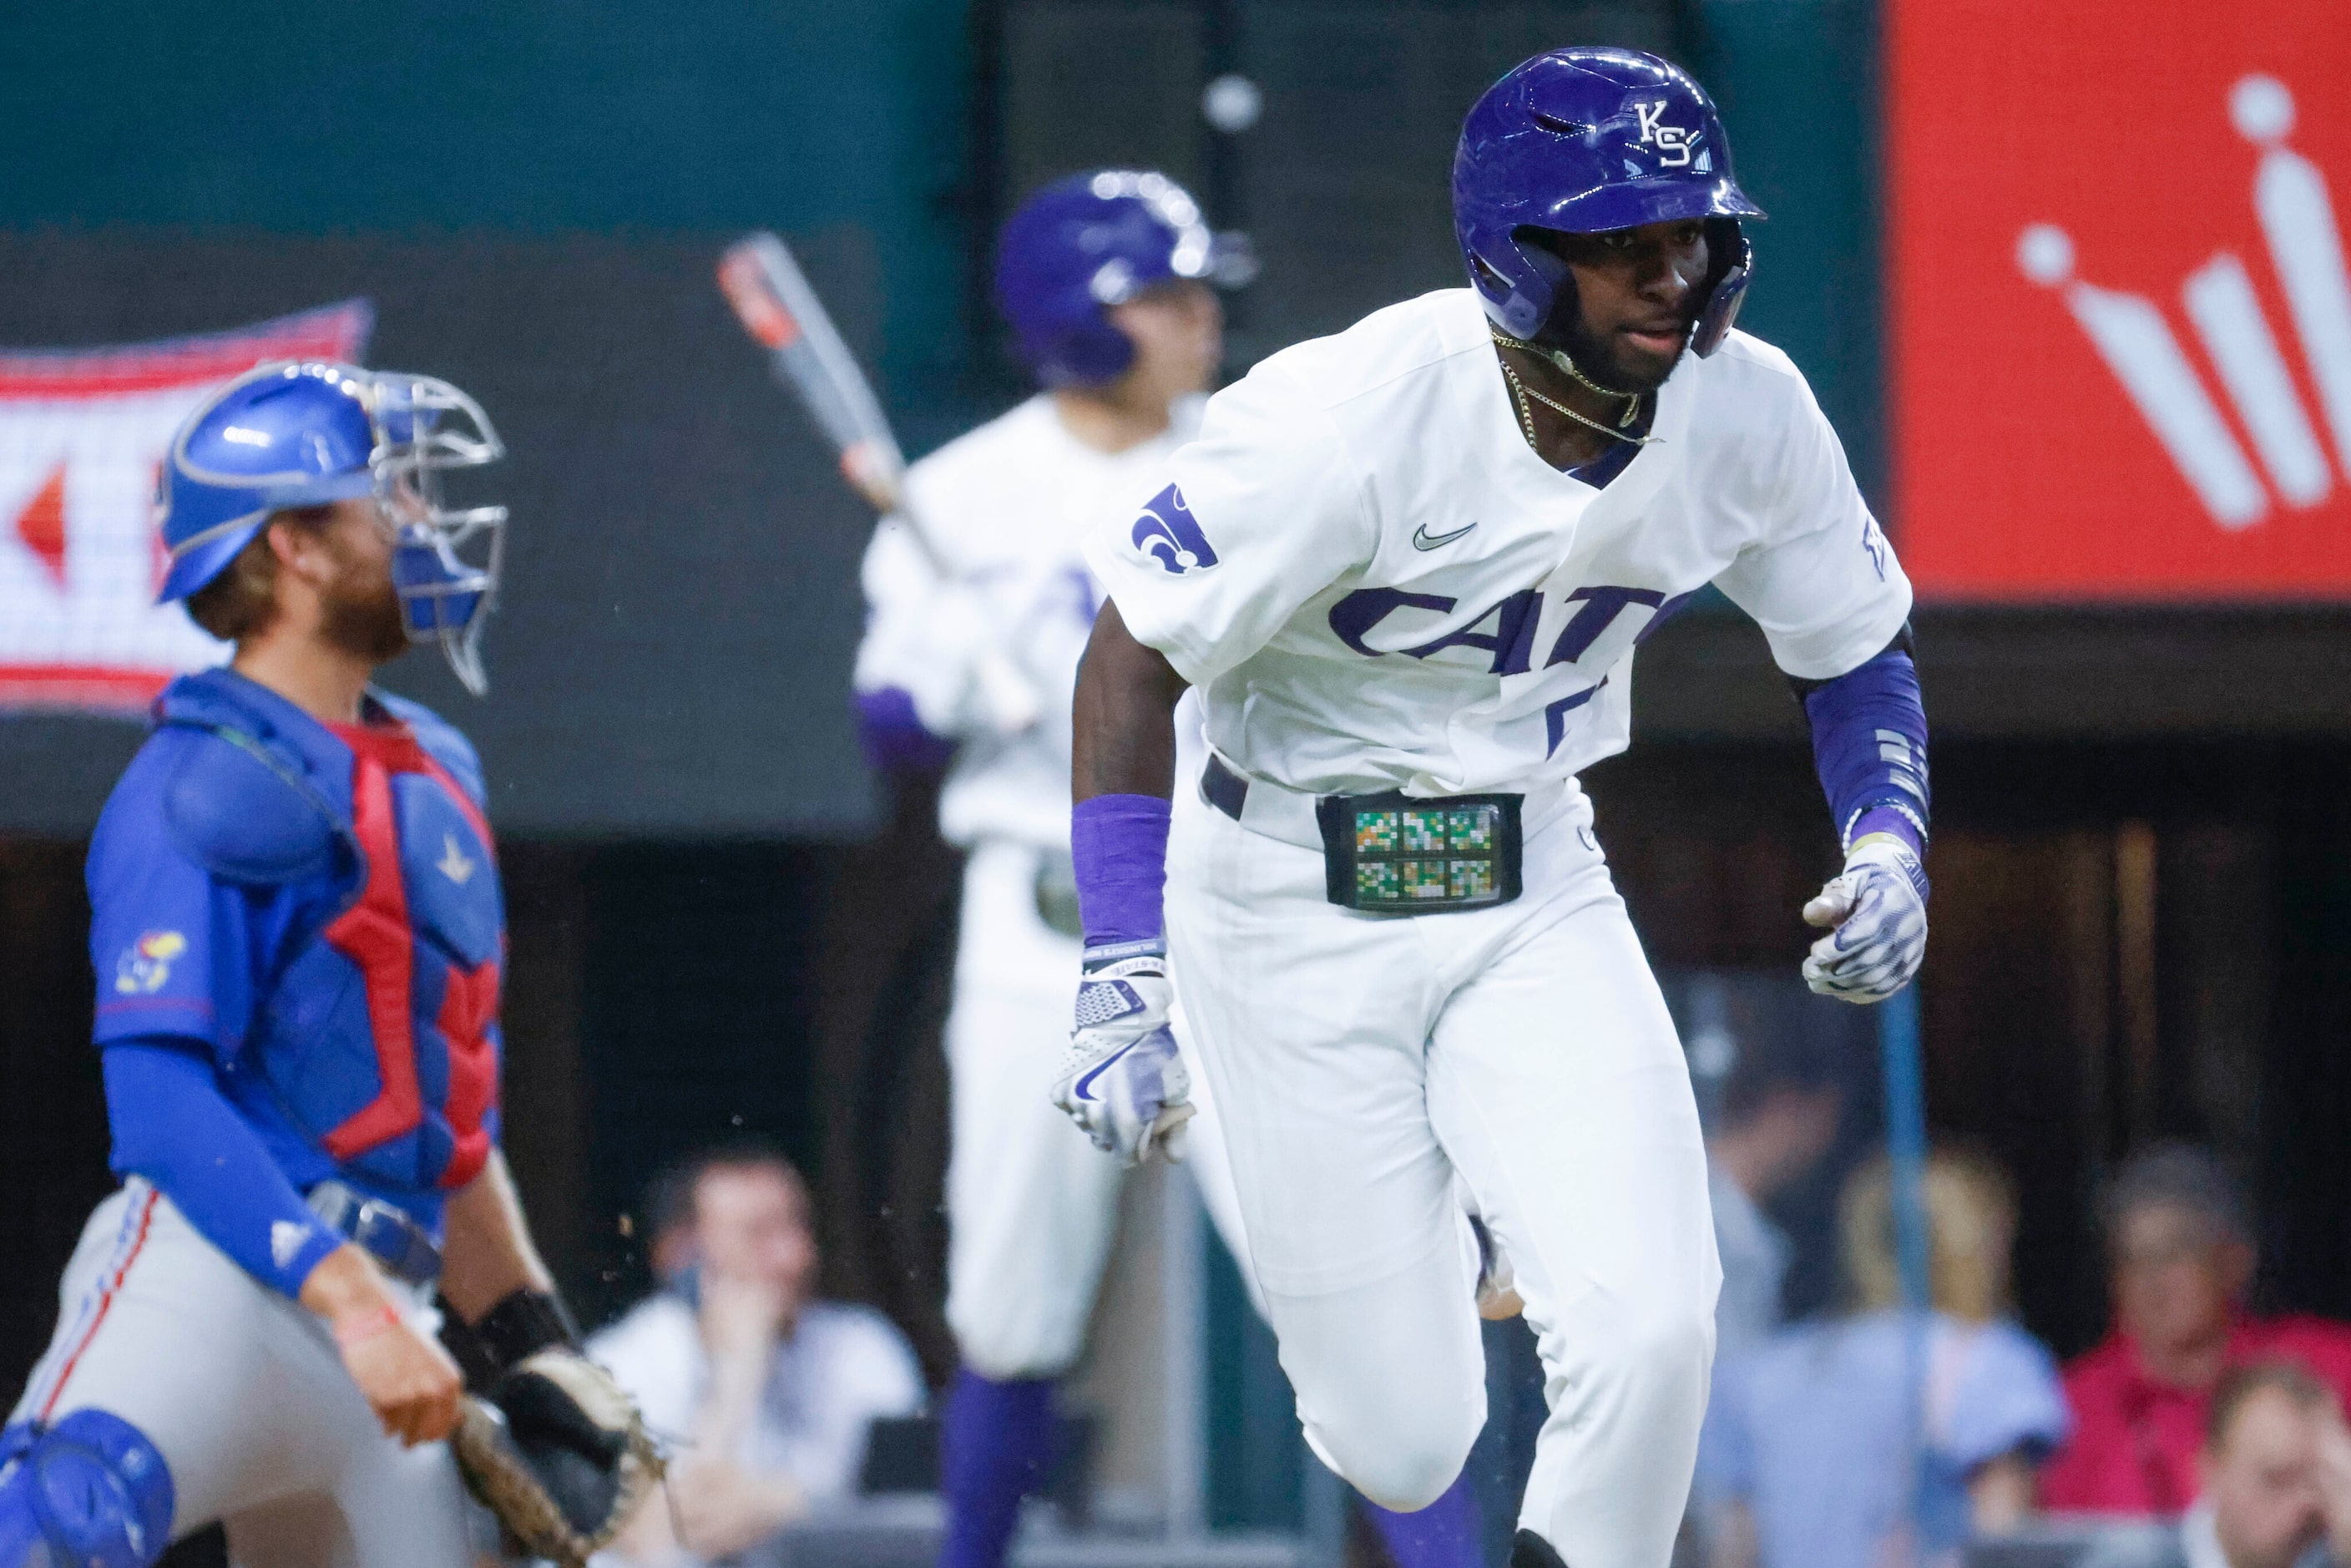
453, 1348, 664, 1568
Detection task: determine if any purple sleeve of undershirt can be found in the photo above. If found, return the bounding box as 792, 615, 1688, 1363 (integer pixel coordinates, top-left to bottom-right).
1071, 794, 1172, 948
1801, 648, 1930, 856
855, 686, 958, 773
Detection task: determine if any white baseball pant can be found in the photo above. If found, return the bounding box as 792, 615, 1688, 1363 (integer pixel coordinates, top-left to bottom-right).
12, 1181, 471, 1568
943, 839, 1255, 1379
1165, 773, 1720, 1568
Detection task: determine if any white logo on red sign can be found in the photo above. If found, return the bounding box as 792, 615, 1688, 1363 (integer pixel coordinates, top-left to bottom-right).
0, 301, 373, 713
2020, 76, 2351, 529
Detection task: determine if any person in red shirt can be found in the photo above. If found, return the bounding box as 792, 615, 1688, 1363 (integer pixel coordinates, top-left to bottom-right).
2042, 1144, 2351, 1514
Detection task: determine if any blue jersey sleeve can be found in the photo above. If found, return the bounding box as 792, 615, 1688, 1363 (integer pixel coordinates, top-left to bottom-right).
102, 1037, 346, 1297
86, 805, 256, 1056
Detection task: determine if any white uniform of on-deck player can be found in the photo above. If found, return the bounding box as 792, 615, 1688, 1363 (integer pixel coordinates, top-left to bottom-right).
855, 392, 1253, 1378
1083, 290, 1912, 1561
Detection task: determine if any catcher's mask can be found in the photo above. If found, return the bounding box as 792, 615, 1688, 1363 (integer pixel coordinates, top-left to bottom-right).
159, 362, 510, 696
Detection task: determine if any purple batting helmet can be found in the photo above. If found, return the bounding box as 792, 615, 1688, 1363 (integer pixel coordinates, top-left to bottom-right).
994, 169, 1235, 387
1454, 48, 1763, 357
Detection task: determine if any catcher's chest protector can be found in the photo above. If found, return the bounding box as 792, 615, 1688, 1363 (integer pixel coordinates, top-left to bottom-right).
140, 672, 505, 1195
292, 719, 504, 1191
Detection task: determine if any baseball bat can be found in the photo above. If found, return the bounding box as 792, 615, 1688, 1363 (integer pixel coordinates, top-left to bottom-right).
717, 232, 1043, 732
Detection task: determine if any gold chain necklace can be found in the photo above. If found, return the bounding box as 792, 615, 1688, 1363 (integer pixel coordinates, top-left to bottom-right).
1532, 336, 1646, 420
1491, 327, 1647, 425
1492, 344, 1657, 456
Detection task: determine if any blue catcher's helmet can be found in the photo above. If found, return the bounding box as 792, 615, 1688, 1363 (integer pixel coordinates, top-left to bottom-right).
1454, 48, 1764, 358
994, 169, 1235, 387
158, 362, 509, 695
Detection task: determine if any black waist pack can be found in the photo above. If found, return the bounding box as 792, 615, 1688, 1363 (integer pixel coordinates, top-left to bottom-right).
1312, 790, 1524, 914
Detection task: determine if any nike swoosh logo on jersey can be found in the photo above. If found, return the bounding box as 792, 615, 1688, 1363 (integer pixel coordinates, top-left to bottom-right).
1412, 521, 1478, 551
1074, 1042, 1136, 1102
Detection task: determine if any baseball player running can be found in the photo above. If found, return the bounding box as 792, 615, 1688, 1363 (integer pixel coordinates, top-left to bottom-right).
0, 363, 586, 1568
1055, 48, 1931, 1568
856, 175, 1482, 1568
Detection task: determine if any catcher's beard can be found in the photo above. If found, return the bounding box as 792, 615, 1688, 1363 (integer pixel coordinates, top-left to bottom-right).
319, 533, 412, 665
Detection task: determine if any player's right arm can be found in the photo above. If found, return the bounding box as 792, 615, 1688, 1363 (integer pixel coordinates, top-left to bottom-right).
87, 751, 461, 1445
1055, 362, 1372, 1161
294, 1236, 464, 1445
99, 1039, 463, 1444
1052, 603, 1194, 1163
1072, 599, 1188, 803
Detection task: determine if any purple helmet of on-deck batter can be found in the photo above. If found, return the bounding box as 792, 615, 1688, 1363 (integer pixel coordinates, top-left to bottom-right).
1454, 48, 1764, 357
994, 169, 1229, 387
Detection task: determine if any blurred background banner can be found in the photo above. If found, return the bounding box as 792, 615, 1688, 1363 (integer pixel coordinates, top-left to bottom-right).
0, 301, 367, 713
1890, 0, 2351, 600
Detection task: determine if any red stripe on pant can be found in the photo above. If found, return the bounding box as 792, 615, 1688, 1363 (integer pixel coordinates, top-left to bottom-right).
37, 1186, 161, 1421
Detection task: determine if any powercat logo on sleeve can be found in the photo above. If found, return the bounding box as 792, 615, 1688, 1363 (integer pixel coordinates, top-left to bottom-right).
1130, 484, 1220, 575
0, 301, 374, 713
1890, 0, 2351, 599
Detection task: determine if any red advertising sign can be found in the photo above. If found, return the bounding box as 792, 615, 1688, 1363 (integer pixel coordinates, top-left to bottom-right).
0, 301, 372, 711
1889, 0, 2351, 599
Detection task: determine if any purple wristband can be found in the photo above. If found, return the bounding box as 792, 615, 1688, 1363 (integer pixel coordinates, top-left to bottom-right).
1071, 794, 1171, 948
1848, 806, 1924, 857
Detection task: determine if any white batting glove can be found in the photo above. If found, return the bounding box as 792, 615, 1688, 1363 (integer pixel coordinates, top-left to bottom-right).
1051, 938, 1196, 1166
1802, 836, 1929, 1004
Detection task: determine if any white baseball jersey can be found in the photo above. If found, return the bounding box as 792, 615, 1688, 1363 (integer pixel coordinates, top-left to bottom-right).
856, 393, 1203, 849
1084, 289, 1911, 799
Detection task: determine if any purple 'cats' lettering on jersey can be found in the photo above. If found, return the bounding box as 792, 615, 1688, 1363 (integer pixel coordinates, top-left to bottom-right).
1331, 582, 1693, 685
1403, 589, 1542, 675
1329, 588, 1458, 655
1545, 588, 1667, 667
1130, 484, 1220, 575
1328, 588, 1542, 675
1633, 589, 1702, 645
1545, 678, 1610, 755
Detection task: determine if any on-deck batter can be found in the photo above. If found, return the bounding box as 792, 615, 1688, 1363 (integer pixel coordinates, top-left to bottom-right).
1054, 49, 1933, 1568
853, 170, 1247, 1568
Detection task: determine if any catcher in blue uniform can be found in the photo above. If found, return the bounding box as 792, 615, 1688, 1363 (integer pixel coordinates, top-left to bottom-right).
0, 363, 654, 1568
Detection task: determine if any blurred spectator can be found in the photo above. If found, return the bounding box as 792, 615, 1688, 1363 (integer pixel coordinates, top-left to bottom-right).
2042, 1146, 2351, 1515
1700, 1149, 2070, 1568
594, 1143, 926, 1565
1707, 1038, 1843, 1360
2161, 1361, 2351, 1568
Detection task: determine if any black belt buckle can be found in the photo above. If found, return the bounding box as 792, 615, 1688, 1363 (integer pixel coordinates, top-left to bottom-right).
1313, 791, 1524, 913
308, 1181, 442, 1287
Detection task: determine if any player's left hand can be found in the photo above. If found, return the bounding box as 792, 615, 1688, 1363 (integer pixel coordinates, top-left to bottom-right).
1802, 836, 1929, 1004
1052, 939, 1196, 1166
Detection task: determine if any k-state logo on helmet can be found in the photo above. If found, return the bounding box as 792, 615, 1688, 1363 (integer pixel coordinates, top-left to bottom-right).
1130, 483, 1220, 574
